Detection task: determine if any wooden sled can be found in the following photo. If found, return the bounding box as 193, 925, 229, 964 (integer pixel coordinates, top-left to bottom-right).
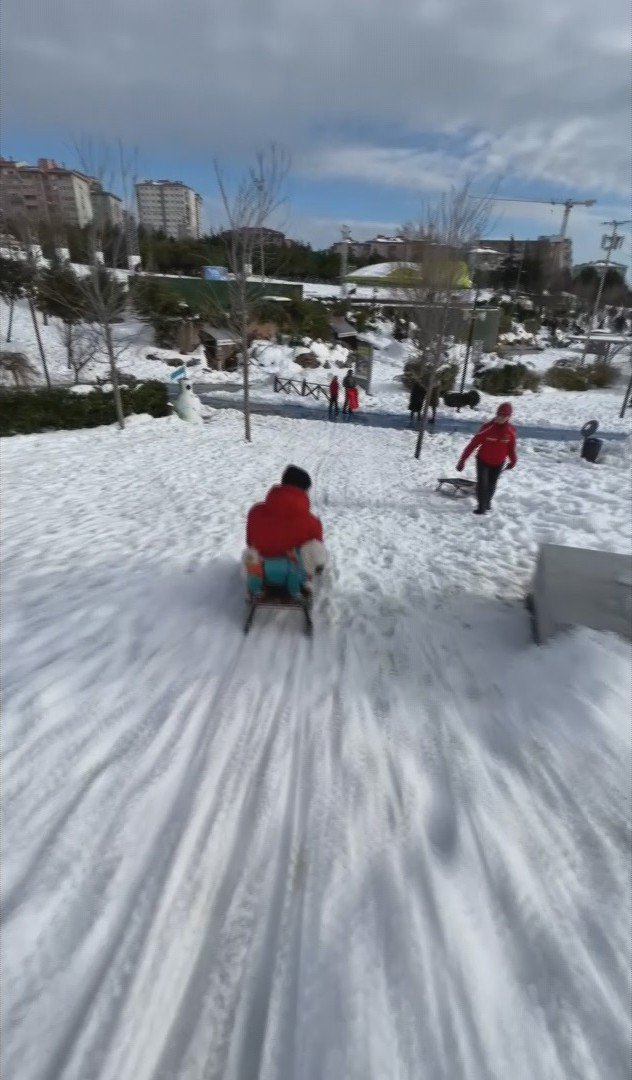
435, 477, 477, 497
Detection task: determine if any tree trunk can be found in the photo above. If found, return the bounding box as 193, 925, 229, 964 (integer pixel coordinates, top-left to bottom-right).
66, 323, 73, 370
6, 297, 14, 342
28, 297, 51, 388
240, 283, 252, 442
414, 302, 450, 459
242, 323, 252, 442
620, 364, 632, 419
414, 364, 437, 459
104, 321, 125, 430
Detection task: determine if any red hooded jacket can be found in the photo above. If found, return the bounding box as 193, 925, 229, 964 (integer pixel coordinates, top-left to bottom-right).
246, 485, 323, 557
458, 419, 517, 469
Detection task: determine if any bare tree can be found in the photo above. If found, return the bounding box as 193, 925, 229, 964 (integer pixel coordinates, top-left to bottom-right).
397, 180, 496, 458
213, 144, 290, 442
0, 254, 31, 343
0, 224, 53, 387
71, 137, 141, 428
0, 351, 40, 388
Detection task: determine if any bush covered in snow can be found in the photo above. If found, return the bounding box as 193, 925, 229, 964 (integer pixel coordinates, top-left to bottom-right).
473, 355, 541, 395
546, 360, 619, 392
0, 380, 170, 436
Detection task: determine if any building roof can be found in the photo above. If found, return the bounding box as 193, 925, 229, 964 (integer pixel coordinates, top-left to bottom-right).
200, 325, 240, 344
329, 316, 357, 338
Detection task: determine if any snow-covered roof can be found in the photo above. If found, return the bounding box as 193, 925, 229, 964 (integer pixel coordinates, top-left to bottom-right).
200, 325, 240, 344
347, 261, 418, 280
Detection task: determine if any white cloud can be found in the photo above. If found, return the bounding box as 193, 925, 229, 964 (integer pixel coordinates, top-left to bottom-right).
3, 0, 629, 262
303, 117, 629, 200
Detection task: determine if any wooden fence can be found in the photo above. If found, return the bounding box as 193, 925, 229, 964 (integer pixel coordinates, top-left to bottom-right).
273, 375, 330, 401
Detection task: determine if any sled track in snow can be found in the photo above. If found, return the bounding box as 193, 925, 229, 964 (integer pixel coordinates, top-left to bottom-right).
2, 424, 631, 1080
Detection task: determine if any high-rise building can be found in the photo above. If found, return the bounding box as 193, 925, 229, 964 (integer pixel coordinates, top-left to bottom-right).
135, 180, 203, 239
90, 181, 123, 228
0, 158, 94, 229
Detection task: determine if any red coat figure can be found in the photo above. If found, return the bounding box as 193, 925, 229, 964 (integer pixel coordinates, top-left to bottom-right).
247, 468, 323, 558
456, 402, 517, 515
347, 386, 359, 412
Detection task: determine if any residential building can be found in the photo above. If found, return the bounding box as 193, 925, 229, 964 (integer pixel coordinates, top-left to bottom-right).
331, 232, 441, 264
572, 260, 627, 284
216, 226, 287, 248
135, 180, 203, 239
0, 157, 95, 229
481, 235, 572, 276
90, 182, 123, 228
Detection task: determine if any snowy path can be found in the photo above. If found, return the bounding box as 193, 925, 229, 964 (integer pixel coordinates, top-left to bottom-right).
196, 389, 630, 443
2, 415, 631, 1080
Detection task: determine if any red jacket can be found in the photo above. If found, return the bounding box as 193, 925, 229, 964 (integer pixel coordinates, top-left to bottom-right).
246, 485, 323, 557
458, 420, 517, 469
329, 378, 340, 400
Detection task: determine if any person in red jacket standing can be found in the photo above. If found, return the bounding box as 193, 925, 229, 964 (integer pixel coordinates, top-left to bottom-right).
456, 402, 517, 514
244, 465, 326, 588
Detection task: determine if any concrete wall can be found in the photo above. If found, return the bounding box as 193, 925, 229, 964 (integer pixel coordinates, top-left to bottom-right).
530, 544, 632, 644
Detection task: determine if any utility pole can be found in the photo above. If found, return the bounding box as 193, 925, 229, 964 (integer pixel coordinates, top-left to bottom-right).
339, 225, 352, 299
579, 220, 629, 365
620, 348, 632, 418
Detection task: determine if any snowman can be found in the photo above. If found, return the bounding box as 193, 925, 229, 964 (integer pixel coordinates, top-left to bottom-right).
173, 379, 204, 424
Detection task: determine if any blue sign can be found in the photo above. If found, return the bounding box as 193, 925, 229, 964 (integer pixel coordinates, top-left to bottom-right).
203, 266, 229, 281
169, 366, 187, 381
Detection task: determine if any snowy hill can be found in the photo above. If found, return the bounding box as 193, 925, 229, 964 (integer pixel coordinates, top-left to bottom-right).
2, 410, 631, 1079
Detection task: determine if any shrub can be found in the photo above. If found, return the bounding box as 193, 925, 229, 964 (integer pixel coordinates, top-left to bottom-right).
521, 368, 542, 392
474, 362, 529, 395
545, 365, 590, 391
0, 381, 169, 436
291, 300, 332, 340
523, 316, 541, 334
587, 359, 617, 388
545, 359, 618, 391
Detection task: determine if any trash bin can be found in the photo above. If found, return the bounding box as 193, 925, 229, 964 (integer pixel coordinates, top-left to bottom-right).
581, 436, 603, 463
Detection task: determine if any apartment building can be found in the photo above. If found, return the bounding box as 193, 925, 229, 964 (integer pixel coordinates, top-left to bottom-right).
481, 235, 572, 275
90, 182, 124, 228
0, 158, 94, 229
135, 180, 203, 239
331, 233, 433, 263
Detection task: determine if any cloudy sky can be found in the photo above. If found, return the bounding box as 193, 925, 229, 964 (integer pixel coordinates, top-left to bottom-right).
4, 0, 630, 263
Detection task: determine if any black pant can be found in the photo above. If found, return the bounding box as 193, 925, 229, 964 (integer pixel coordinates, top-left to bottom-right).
328, 399, 339, 418
476, 459, 503, 512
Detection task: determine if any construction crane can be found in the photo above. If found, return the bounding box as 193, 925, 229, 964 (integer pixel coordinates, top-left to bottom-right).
477, 196, 596, 238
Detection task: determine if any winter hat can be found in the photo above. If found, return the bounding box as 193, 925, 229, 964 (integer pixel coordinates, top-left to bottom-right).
282, 465, 312, 491
496, 402, 513, 419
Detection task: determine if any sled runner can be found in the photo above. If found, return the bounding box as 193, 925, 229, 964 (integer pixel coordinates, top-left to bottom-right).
244, 552, 314, 636
244, 586, 313, 636
435, 477, 477, 497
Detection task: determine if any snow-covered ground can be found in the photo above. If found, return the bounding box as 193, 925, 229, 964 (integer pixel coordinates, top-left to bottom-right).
2, 411, 631, 1080
3, 297, 631, 435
